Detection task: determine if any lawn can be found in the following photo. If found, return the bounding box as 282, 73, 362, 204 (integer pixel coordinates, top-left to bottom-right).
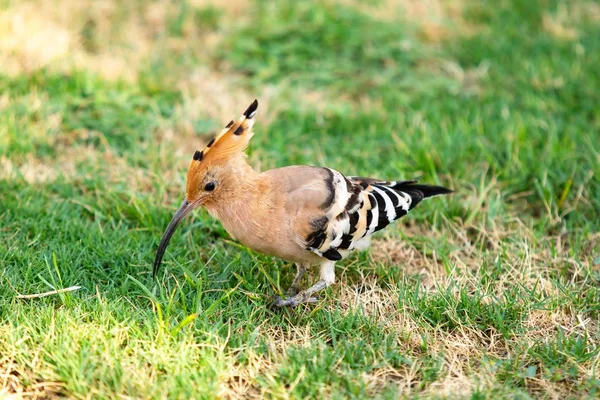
1, 0, 599, 398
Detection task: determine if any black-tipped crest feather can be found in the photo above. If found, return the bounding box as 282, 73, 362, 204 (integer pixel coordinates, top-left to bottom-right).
243, 99, 259, 118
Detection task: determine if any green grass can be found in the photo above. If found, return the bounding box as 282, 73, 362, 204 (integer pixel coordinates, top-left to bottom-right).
1, 0, 599, 398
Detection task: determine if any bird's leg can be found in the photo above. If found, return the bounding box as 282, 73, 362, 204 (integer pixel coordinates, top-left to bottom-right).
287, 263, 308, 295
273, 261, 335, 307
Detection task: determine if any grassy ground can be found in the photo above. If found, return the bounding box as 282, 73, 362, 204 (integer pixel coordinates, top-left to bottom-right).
1, 0, 599, 398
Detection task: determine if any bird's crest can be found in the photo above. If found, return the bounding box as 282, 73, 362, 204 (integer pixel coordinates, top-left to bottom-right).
190, 99, 258, 166
185, 100, 258, 199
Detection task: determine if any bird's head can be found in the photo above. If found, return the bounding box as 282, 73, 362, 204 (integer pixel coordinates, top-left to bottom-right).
153, 99, 259, 276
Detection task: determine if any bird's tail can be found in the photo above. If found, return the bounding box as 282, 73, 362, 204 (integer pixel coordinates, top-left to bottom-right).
391, 180, 453, 209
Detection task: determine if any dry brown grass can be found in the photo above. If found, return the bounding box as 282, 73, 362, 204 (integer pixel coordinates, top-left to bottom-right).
542, 1, 600, 40
217, 324, 317, 399
0, 0, 249, 80
543, 11, 579, 41
331, 277, 497, 397
218, 351, 272, 399
0, 343, 65, 399
0, 373, 64, 400
339, 0, 478, 43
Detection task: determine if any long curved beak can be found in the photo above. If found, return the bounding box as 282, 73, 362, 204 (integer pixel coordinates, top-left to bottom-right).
153, 199, 198, 277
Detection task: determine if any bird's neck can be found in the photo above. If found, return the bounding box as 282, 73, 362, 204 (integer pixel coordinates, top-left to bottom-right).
202, 159, 278, 247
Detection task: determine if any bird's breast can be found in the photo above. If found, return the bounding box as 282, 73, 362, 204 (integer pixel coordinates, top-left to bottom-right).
206, 195, 315, 264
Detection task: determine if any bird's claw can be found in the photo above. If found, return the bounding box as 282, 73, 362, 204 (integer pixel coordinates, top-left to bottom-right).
270, 294, 319, 308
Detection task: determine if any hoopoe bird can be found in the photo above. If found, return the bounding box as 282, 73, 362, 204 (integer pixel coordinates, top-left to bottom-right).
153, 100, 452, 307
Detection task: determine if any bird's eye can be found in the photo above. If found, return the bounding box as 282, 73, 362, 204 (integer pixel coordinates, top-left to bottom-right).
204, 182, 216, 192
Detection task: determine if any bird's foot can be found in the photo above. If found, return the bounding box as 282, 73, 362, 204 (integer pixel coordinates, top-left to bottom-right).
271, 293, 319, 307
270, 279, 328, 308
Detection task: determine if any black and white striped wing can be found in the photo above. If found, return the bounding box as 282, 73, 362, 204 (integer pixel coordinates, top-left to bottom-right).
304, 169, 418, 261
